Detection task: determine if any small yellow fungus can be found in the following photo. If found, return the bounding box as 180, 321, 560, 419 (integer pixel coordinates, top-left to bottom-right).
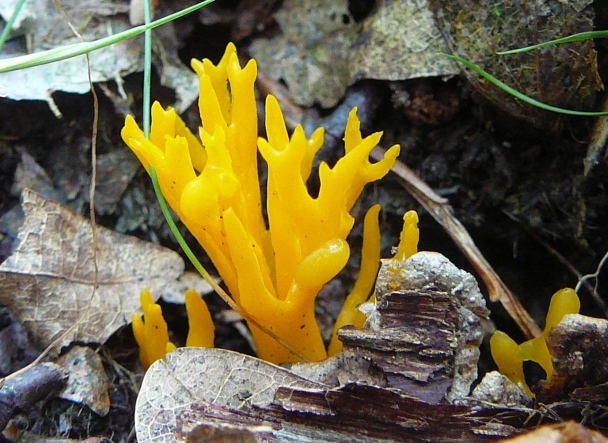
328, 204, 381, 356
544, 287, 580, 331
131, 289, 177, 369
490, 287, 580, 395
132, 288, 215, 368
395, 210, 419, 260
185, 289, 215, 348
490, 330, 531, 396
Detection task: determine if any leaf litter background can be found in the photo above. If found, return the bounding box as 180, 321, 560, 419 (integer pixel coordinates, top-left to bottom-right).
0, 0, 608, 441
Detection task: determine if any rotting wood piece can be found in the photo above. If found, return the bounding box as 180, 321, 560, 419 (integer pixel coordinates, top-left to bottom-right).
339, 290, 459, 404
339, 251, 489, 403
537, 314, 608, 403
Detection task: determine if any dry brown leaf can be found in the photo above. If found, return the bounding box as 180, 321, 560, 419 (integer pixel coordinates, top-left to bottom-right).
0, 189, 184, 349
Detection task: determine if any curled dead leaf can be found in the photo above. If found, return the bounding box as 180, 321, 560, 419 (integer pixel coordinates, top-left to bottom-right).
0, 189, 184, 349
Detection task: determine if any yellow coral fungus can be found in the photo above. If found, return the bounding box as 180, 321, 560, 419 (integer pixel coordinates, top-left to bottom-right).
132, 288, 215, 368
185, 289, 215, 348
122, 43, 400, 364
490, 287, 580, 395
131, 289, 177, 369
490, 330, 531, 396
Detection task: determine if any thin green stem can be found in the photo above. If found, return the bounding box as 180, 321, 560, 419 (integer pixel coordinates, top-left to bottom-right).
497, 31, 608, 55
441, 53, 608, 117
143, 0, 152, 138
149, 167, 217, 288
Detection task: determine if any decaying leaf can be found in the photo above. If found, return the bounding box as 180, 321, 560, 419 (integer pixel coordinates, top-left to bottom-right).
0, 189, 184, 349
250, 0, 360, 108
90, 148, 141, 216
0, 0, 198, 113
56, 346, 111, 417
11, 148, 63, 203
161, 271, 215, 305
251, 0, 458, 108
135, 347, 324, 443
349, 0, 459, 82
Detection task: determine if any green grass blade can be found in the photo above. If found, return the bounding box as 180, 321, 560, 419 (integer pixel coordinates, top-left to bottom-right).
0, 0, 28, 52
143, 0, 153, 138
0, 0, 215, 73
497, 31, 608, 55
441, 53, 608, 116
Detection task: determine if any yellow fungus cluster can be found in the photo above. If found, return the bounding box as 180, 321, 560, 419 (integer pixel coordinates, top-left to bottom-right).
490, 287, 580, 396
132, 288, 214, 369
123, 43, 400, 364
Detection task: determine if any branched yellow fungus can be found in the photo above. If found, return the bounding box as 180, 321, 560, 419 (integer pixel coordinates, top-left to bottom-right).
131, 289, 177, 369
132, 288, 214, 369
123, 43, 399, 364
490, 287, 580, 395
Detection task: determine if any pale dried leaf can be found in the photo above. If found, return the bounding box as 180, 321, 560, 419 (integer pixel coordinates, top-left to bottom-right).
135, 348, 323, 443
349, 0, 459, 82
56, 346, 110, 416
0, 189, 184, 349
0, 0, 198, 113
250, 0, 458, 108
11, 149, 62, 202
250, 0, 360, 108
161, 271, 215, 304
